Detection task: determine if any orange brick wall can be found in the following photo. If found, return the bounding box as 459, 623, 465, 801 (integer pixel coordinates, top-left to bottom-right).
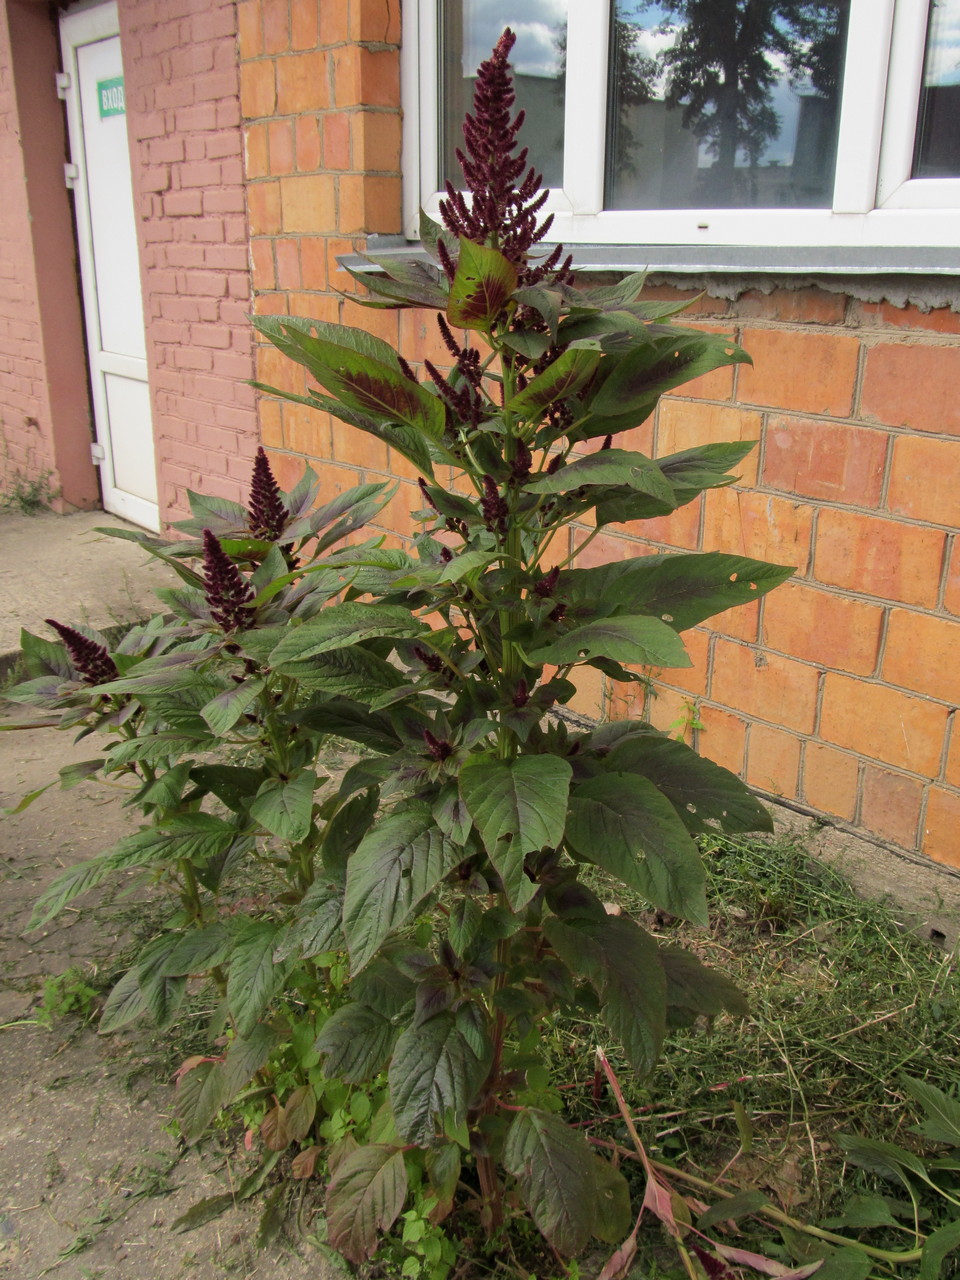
239, 2, 960, 871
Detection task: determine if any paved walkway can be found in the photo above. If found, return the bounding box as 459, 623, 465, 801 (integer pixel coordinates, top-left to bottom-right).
0, 509, 176, 670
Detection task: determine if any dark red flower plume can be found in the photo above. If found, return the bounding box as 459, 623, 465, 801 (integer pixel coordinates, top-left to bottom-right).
45, 620, 118, 686
202, 529, 254, 632
247, 447, 288, 541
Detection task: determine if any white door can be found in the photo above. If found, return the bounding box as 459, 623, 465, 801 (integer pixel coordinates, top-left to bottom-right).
60, 2, 159, 531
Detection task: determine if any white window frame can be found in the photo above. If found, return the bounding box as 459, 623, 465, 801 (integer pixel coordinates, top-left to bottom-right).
401, 0, 960, 250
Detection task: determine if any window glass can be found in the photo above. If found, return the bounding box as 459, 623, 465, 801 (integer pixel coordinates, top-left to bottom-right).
605, 1, 849, 210
439, 0, 569, 191
913, 0, 960, 177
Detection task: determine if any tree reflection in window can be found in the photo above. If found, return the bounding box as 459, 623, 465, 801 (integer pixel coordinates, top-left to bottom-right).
605, 1, 850, 210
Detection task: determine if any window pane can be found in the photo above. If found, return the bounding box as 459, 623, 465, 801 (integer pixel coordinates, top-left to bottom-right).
913, 0, 960, 178
439, 0, 568, 191
605, 1, 849, 210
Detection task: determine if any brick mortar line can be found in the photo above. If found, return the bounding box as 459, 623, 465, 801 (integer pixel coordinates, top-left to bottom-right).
689, 695, 957, 792
693, 634, 960, 711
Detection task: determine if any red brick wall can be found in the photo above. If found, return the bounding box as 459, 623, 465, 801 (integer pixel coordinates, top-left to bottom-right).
121, 0, 258, 524
238, 0, 960, 871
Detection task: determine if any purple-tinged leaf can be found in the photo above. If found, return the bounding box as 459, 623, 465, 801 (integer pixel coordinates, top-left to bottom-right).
326, 1145, 408, 1263
447, 238, 518, 331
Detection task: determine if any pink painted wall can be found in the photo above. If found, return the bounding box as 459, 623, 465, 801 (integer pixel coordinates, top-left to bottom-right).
120, 0, 258, 525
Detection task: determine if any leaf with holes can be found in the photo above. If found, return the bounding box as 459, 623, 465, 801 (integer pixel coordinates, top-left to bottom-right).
566, 772, 707, 922
525, 616, 691, 671
326, 1145, 408, 1263
503, 1107, 631, 1254
608, 733, 774, 835
561, 552, 795, 633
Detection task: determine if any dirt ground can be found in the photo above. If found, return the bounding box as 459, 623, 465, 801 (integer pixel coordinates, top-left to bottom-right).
0, 713, 341, 1280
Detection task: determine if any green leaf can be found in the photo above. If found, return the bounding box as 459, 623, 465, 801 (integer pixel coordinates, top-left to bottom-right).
220, 1023, 278, 1099
200, 679, 264, 736
920, 1219, 960, 1280
227, 921, 286, 1036
321, 789, 380, 881
513, 286, 561, 340
545, 914, 666, 1075
820, 1194, 900, 1230
136, 936, 188, 1029
389, 1007, 491, 1146
255, 316, 447, 439
562, 552, 794, 633
459, 756, 572, 910
104, 814, 238, 870
343, 803, 467, 972
189, 764, 262, 812
269, 603, 425, 668
315, 1003, 397, 1083
447, 238, 518, 330
902, 1077, 960, 1146
98, 967, 149, 1033
507, 347, 601, 417
285, 645, 406, 700
696, 1190, 768, 1229
608, 733, 773, 835
447, 897, 483, 956
20, 627, 73, 679
29, 859, 113, 930
326, 1145, 408, 1264
837, 1135, 928, 1189
283, 1085, 317, 1143
170, 1194, 235, 1233
526, 449, 675, 508
525, 615, 691, 671
660, 945, 749, 1026
566, 773, 707, 922
175, 1061, 229, 1145
249, 772, 317, 843
432, 783, 473, 844
590, 331, 750, 423
159, 924, 235, 977
274, 883, 343, 962
290, 697, 403, 753
503, 1108, 632, 1254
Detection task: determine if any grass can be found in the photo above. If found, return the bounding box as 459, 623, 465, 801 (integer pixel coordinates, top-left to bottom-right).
544, 830, 960, 1278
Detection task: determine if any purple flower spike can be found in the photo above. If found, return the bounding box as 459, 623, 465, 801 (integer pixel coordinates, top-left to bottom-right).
247, 447, 288, 541
438, 28, 570, 286
46, 620, 118, 686
201, 529, 254, 633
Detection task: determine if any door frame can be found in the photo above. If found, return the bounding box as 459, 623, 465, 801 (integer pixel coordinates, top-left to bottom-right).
59, 1, 159, 531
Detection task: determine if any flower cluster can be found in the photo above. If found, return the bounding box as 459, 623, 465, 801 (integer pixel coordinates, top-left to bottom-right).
45, 619, 119, 685
247, 446, 288, 541
201, 529, 254, 632
438, 28, 571, 288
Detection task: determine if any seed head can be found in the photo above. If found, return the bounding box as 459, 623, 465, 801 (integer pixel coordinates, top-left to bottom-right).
202, 529, 254, 633
247, 447, 288, 541
45, 620, 118, 686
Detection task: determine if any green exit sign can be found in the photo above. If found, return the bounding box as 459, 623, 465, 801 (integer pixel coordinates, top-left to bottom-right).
97, 76, 125, 118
